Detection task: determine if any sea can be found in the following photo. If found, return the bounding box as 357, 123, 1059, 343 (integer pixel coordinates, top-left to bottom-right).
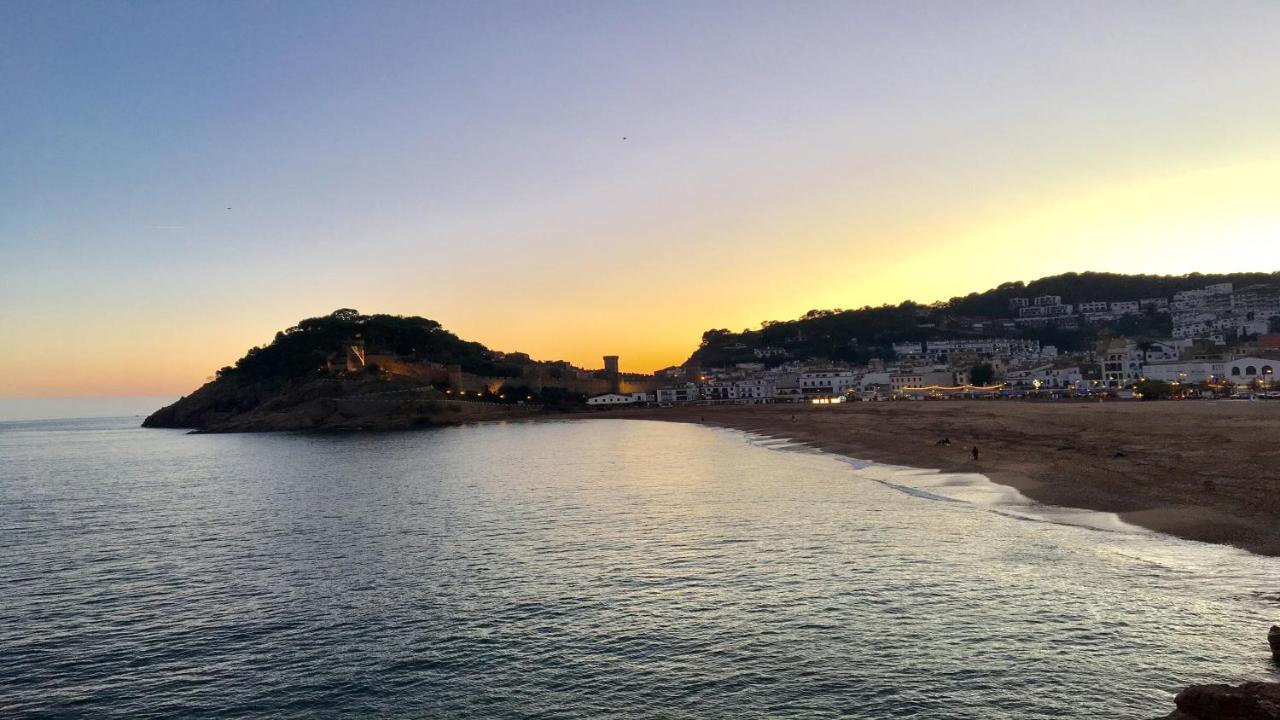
2, 416, 1277, 719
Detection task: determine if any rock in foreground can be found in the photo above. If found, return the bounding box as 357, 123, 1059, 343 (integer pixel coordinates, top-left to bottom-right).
1160, 682, 1280, 719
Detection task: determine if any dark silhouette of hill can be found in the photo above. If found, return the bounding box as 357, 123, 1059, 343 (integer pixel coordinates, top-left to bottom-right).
686, 271, 1280, 368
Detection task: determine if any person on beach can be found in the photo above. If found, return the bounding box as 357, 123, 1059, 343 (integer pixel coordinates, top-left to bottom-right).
971, 446, 980, 461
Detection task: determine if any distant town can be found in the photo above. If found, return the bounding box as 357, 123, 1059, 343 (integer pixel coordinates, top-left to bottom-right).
587, 280, 1280, 407
144, 274, 1280, 432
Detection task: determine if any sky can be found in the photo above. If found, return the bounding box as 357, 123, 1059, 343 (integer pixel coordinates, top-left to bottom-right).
4, 0, 1280, 404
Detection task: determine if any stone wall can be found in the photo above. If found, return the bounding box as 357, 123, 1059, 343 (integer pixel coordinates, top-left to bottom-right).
366, 353, 661, 397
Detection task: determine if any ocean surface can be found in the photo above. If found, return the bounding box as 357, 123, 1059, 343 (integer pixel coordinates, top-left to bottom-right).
2, 417, 1277, 719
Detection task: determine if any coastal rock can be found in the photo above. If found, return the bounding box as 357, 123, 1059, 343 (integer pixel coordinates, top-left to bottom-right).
1270, 626, 1280, 662
1159, 682, 1280, 719
143, 373, 538, 433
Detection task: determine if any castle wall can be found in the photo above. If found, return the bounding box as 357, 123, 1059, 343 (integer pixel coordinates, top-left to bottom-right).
365, 354, 661, 397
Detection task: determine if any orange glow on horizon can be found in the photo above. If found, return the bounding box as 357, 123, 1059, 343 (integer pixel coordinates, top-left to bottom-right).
4, 157, 1279, 398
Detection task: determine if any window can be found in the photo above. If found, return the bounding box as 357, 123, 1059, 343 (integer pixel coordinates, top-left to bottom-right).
1246, 366, 1257, 376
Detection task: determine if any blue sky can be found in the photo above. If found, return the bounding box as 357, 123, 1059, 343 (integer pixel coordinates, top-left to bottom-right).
4, 1, 1280, 404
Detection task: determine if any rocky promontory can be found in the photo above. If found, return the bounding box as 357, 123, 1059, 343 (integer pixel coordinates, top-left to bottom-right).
143, 309, 550, 433
143, 373, 537, 433
1158, 681, 1280, 719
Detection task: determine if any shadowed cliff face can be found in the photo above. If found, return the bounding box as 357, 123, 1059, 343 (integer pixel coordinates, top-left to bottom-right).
142, 373, 537, 433
141, 308, 548, 433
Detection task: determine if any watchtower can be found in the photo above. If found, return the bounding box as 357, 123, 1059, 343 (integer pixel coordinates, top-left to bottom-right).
603, 355, 621, 393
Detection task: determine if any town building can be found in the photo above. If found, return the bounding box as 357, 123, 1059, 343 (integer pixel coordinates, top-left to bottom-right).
798, 370, 858, 397
1141, 360, 1225, 386
585, 392, 651, 407
890, 370, 957, 394
656, 383, 699, 404
1223, 357, 1277, 388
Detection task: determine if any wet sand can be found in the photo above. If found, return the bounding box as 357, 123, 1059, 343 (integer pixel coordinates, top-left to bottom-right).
575, 401, 1280, 556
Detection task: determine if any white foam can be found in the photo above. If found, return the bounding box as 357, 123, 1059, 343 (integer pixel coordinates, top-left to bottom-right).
727, 426, 1148, 538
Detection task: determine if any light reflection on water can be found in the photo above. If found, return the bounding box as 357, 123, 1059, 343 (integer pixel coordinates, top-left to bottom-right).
1, 417, 1276, 719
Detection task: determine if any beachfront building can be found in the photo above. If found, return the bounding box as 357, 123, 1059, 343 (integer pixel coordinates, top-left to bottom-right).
798, 370, 858, 398
773, 386, 805, 403
701, 379, 776, 403
890, 370, 957, 394
1141, 360, 1226, 386
1223, 357, 1277, 389
585, 392, 651, 406
656, 383, 699, 404
1004, 364, 1084, 390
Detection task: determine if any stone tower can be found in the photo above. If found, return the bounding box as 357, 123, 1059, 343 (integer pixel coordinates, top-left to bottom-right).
603, 355, 621, 393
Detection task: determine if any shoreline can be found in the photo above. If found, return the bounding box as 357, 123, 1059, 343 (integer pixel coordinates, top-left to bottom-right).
562, 401, 1280, 557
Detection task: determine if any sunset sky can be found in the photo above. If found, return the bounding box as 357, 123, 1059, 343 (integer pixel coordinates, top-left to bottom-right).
4, 1, 1280, 403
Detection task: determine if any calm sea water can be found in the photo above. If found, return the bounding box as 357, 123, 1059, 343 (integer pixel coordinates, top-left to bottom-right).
2, 417, 1277, 719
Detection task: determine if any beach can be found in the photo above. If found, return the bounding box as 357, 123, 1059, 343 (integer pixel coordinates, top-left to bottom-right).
580, 401, 1280, 556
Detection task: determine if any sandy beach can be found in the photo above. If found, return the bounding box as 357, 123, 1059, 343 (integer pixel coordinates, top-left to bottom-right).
578, 400, 1280, 556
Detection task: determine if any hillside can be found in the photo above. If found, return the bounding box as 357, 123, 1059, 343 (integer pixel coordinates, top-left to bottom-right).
685, 271, 1280, 369
143, 309, 545, 432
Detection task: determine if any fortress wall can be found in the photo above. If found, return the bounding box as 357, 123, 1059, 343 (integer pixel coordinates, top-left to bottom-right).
367, 354, 660, 396
366, 355, 450, 384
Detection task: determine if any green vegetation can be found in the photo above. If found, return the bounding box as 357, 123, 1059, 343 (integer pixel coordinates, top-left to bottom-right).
687, 271, 1280, 369
969, 363, 995, 386
220, 308, 525, 383
1134, 379, 1175, 401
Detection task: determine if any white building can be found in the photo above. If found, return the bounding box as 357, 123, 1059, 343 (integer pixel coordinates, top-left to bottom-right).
1224, 357, 1277, 388
1110, 301, 1140, 315
1079, 301, 1110, 314
733, 379, 776, 401
1141, 360, 1225, 385
1099, 340, 1180, 387
656, 383, 699, 404
924, 338, 1041, 360
799, 370, 858, 397
586, 392, 650, 406
701, 379, 776, 403
891, 370, 957, 393
1005, 365, 1084, 390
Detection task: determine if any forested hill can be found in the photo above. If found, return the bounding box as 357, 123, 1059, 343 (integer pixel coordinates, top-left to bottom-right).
685, 271, 1280, 369
142, 309, 543, 431
215, 308, 526, 384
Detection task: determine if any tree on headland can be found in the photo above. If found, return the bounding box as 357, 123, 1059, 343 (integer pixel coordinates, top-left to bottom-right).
218, 308, 522, 385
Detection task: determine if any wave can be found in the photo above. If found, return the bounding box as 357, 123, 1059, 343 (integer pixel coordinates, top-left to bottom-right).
730, 428, 1145, 537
